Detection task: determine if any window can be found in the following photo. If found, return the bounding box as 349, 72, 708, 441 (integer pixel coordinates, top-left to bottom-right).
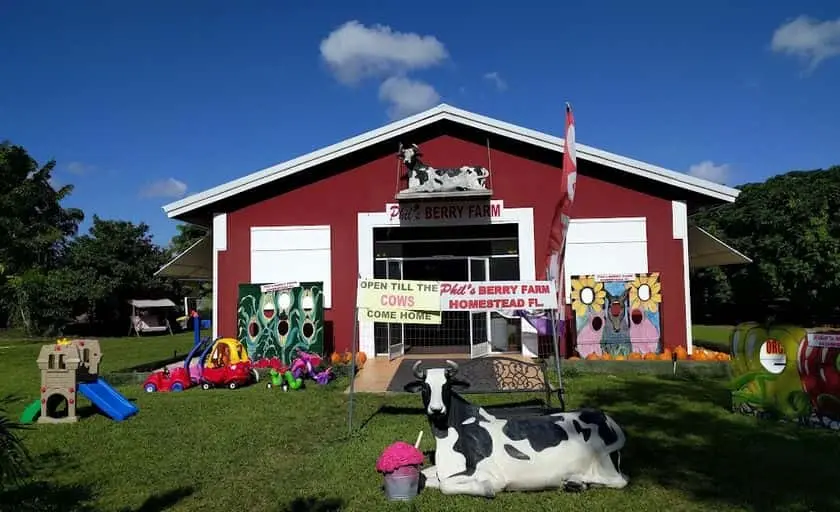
48, 354, 56, 369
564, 218, 648, 303
250, 226, 332, 308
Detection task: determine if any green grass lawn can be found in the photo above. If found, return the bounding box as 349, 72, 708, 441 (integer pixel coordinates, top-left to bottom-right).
692, 325, 735, 353
2, 334, 840, 511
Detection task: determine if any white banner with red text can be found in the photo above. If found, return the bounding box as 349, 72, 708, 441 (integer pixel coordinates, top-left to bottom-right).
439, 281, 557, 312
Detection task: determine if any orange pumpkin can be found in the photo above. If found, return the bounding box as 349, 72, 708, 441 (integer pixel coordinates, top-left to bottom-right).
601, 352, 612, 361
628, 352, 643, 360
716, 352, 729, 361
643, 351, 658, 360
330, 352, 342, 365
614, 354, 626, 361
354, 352, 367, 368
585, 352, 600, 360
342, 351, 353, 364
692, 351, 706, 361
674, 346, 688, 360
567, 356, 581, 361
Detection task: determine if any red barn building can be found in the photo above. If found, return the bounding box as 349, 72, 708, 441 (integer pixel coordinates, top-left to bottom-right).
158, 104, 748, 361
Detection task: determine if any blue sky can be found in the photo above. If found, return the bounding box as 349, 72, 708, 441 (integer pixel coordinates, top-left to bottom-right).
2, 1, 839, 245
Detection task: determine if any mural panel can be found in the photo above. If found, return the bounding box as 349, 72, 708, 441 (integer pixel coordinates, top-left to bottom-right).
237, 282, 325, 365
730, 324, 840, 429
570, 273, 662, 358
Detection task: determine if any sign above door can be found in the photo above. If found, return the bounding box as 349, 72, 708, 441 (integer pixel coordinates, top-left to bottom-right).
385, 200, 505, 226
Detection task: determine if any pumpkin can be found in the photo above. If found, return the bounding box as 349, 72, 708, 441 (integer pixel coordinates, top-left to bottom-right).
567, 356, 581, 361
674, 346, 688, 360
330, 352, 342, 365
356, 352, 367, 367
643, 351, 658, 360
692, 351, 706, 361
585, 353, 600, 360
614, 354, 626, 361
716, 352, 729, 361
628, 352, 643, 361
342, 351, 353, 364
601, 352, 612, 361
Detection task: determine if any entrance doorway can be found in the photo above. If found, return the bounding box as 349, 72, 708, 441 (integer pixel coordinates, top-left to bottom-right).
372, 223, 521, 358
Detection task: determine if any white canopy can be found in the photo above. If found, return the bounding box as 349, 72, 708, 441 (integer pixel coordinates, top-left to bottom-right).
155, 236, 212, 281
688, 225, 752, 268
128, 299, 178, 309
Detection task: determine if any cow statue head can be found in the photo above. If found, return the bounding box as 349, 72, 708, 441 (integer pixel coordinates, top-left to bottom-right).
398, 143, 423, 166
404, 360, 470, 420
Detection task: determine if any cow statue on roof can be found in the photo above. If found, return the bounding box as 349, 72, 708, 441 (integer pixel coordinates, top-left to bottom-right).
398, 143, 490, 193
404, 360, 629, 497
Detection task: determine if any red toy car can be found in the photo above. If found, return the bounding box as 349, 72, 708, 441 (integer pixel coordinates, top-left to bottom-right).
143, 367, 192, 393
200, 362, 256, 390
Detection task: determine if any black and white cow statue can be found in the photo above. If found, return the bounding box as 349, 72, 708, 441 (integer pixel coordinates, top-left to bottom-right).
398, 143, 490, 193
405, 360, 629, 498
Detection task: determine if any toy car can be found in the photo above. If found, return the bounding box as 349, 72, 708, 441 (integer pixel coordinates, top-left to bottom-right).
143, 367, 192, 393
200, 362, 258, 390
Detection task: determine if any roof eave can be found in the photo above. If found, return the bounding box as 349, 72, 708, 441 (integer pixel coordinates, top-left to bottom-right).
162, 103, 741, 218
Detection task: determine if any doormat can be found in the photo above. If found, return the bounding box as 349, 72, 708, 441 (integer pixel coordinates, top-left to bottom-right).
386, 359, 470, 393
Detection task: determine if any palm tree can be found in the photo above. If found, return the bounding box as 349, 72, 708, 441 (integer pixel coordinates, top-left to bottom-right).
0, 409, 29, 486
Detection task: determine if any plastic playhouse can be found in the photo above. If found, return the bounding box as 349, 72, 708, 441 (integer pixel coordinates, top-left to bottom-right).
20, 338, 139, 424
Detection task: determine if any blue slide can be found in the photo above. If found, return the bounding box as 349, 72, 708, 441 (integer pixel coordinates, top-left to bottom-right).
78, 378, 139, 422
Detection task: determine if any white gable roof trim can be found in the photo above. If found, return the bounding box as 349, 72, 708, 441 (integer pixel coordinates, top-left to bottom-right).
162, 104, 740, 219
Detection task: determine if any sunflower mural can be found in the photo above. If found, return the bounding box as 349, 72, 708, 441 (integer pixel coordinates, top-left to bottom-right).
570, 273, 663, 358
628, 273, 662, 313
237, 282, 325, 365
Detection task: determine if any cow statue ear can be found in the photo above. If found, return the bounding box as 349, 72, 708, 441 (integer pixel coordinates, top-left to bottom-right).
449, 378, 470, 390
404, 381, 425, 393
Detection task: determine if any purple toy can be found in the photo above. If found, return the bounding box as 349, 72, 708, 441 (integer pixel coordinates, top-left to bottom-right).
289, 348, 333, 385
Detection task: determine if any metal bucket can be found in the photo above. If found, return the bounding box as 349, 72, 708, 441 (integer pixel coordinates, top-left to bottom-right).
383, 465, 420, 501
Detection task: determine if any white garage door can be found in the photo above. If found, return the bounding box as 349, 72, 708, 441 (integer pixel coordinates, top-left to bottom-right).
250, 225, 333, 308
564, 217, 648, 303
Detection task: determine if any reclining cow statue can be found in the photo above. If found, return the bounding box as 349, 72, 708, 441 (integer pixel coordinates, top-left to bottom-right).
404, 360, 629, 497
398, 143, 490, 193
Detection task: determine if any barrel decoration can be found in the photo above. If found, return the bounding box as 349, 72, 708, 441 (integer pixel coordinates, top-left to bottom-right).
729, 323, 813, 420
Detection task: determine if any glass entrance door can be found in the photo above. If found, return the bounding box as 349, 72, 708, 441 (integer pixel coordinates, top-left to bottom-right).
385, 259, 405, 360
468, 257, 491, 358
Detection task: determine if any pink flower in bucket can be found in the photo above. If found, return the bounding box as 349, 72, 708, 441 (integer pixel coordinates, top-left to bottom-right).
376, 441, 424, 474
377, 433, 425, 501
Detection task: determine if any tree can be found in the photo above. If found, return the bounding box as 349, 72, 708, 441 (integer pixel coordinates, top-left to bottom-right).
691, 165, 840, 325
61, 216, 180, 332
0, 410, 29, 486
168, 223, 208, 257
0, 143, 84, 332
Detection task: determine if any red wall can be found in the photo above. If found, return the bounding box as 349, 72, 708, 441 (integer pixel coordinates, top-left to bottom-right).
217, 135, 687, 354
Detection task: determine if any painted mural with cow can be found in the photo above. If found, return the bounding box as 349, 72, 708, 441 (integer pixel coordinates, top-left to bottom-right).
730, 323, 840, 429
404, 360, 629, 497
236, 282, 325, 365
571, 273, 662, 358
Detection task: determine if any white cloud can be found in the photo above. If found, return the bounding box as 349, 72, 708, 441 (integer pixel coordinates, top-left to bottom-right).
140, 178, 188, 199
483, 71, 507, 91
771, 15, 840, 71
687, 161, 730, 184
378, 76, 440, 119
320, 21, 448, 84
66, 161, 95, 175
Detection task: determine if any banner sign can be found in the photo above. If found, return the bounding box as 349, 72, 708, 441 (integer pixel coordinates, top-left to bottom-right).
355, 278, 556, 322
356, 279, 441, 311
439, 281, 557, 312
807, 331, 840, 348
357, 308, 441, 325
385, 200, 504, 225
260, 281, 300, 293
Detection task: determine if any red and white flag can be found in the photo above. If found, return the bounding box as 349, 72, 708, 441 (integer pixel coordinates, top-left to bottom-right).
545, 103, 577, 323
